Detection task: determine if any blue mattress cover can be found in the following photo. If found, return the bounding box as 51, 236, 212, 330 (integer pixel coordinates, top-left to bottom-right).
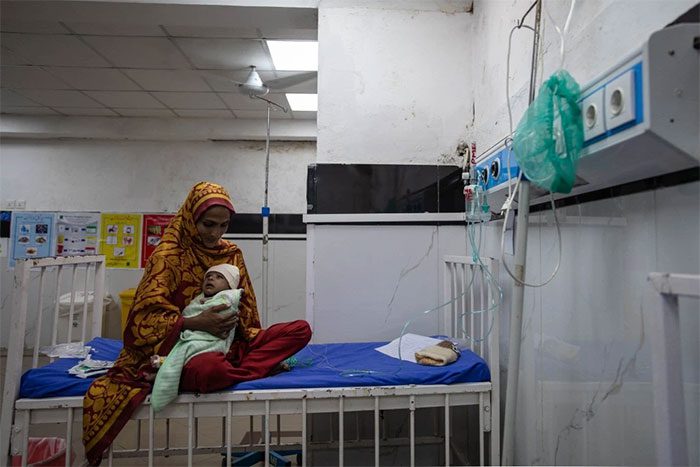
19, 337, 490, 399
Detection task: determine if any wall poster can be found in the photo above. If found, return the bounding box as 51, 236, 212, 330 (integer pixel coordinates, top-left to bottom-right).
141, 214, 174, 268
99, 213, 142, 268
10, 212, 55, 267
55, 212, 100, 256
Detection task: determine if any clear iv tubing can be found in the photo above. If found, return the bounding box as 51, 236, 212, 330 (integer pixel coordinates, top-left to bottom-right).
396, 221, 503, 361
500, 188, 563, 288
498, 0, 575, 288
544, 0, 577, 71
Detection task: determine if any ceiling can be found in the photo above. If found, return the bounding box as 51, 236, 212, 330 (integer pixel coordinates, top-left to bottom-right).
0, 1, 318, 120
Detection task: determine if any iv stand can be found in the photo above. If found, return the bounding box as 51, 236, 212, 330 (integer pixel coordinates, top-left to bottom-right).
502, 1, 542, 465
254, 95, 287, 328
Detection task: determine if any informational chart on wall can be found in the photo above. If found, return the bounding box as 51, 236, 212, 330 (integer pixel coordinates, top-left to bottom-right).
141, 214, 174, 268
9, 212, 56, 267
99, 213, 142, 268
55, 212, 100, 256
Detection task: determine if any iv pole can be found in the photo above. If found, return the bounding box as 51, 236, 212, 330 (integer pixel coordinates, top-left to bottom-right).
254, 95, 287, 328
502, 1, 542, 465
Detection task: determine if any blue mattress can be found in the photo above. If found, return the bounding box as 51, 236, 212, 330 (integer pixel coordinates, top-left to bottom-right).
19, 337, 490, 399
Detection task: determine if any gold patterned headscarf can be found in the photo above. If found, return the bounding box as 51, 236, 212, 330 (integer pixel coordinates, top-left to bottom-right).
125, 181, 240, 349
84, 182, 260, 465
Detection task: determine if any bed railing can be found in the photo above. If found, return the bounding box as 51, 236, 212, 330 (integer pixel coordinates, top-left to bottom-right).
442, 255, 500, 465
1, 255, 106, 464
648, 272, 699, 466
2, 254, 500, 466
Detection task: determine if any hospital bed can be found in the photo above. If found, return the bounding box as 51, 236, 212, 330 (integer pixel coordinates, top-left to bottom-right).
1, 254, 500, 466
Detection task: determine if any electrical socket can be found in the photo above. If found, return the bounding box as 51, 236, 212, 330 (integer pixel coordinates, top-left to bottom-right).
3, 200, 26, 210
605, 69, 636, 131
581, 89, 606, 142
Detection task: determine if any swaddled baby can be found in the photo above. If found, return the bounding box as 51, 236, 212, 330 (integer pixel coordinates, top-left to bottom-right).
150, 264, 242, 411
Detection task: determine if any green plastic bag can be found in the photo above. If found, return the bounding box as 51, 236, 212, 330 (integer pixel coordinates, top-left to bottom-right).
512, 70, 584, 194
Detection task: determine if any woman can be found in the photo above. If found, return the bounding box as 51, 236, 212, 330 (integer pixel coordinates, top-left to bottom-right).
83, 182, 311, 465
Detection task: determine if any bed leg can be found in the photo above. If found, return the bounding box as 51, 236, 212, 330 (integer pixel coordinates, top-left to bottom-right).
16, 410, 29, 467
265, 400, 270, 467
482, 392, 492, 433
148, 406, 154, 467
479, 393, 484, 466
409, 395, 415, 467
226, 402, 232, 467
444, 394, 450, 467
338, 396, 344, 467
374, 397, 380, 467
302, 398, 307, 467
188, 403, 194, 466
65, 408, 73, 467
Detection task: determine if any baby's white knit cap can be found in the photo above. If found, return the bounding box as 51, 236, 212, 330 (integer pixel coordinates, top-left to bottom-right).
206, 264, 240, 289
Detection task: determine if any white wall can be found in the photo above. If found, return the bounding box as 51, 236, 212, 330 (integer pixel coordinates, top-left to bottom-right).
311, 0, 699, 465
317, 1, 470, 164
0, 138, 315, 347
0, 139, 314, 213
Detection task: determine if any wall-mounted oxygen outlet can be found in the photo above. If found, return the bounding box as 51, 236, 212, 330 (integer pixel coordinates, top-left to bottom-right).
581, 89, 606, 141
605, 69, 636, 131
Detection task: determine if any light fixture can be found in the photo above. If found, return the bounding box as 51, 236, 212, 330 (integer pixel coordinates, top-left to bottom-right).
266, 40, 318, 71
286, 93, 317, 112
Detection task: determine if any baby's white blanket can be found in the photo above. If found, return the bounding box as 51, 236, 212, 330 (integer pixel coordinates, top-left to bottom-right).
150, 289, 242, 411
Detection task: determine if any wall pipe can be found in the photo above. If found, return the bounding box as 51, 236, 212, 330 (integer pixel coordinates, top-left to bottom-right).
502, 1, 542, 465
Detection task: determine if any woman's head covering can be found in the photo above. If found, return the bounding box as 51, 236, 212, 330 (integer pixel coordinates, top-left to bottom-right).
158, 182, 237, 260
191, 184, 235, 222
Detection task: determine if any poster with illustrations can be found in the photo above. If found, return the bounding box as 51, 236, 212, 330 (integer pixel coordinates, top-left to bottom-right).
141, 214, 174, 268
99, 213, 142, 268
9, 212, 55, 267
55, 212, 100, 256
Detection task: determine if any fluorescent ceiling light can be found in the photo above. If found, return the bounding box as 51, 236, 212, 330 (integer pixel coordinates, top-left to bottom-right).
286, 93, 317, 112
267, 40, 318, 71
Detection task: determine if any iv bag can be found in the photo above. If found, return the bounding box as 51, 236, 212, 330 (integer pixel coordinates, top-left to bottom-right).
512, 69, 584, 194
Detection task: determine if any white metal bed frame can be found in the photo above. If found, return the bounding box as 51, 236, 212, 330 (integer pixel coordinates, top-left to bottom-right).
648, 272, 699, 467
1, 254, 500, 466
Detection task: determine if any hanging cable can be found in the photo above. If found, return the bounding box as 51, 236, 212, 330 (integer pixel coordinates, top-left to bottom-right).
500, 192, 562, 287
499, 0, 578, 288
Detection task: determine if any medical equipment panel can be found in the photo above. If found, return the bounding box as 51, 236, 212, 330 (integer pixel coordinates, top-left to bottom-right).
475, 23, 699, 208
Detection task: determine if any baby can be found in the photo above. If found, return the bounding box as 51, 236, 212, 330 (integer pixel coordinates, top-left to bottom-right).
150, 264, 242, 412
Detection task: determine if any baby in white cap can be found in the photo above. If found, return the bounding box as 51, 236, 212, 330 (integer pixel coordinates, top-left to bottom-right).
150, 263, 242, 411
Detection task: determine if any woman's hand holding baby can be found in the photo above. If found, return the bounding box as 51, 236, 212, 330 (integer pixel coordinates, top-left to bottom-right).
184, 303, 239, 339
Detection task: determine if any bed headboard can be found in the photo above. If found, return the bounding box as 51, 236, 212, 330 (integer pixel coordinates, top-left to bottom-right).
1, 255, 106, 461
441, 255, 500, 377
